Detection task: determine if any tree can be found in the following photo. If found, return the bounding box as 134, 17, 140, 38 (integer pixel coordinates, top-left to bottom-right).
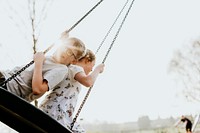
169, 38, 200, 102
137, 115, 151, 130
1, 0, 54, 54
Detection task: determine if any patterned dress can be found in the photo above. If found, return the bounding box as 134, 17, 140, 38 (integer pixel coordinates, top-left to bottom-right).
39, 65, 85, 133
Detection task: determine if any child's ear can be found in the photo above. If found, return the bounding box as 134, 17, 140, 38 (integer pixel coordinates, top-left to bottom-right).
84, 59, 89, 64
71, 59, 78, 64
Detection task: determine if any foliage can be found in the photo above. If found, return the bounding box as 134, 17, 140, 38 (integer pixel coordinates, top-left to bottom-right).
169, 38, 200, 102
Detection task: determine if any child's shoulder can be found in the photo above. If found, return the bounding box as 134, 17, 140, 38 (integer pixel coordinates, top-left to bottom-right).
44, 56, 68, 70
69, 64, 82, 69
45, 56, 65, 66
69, 65, 84, 73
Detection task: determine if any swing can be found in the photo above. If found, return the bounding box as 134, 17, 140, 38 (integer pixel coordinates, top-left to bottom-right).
0, 0, 135, 132
0, 87, 73, 133
0, 1, 103, 132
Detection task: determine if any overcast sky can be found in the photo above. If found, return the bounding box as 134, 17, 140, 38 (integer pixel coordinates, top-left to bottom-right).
1, 0, 200, 124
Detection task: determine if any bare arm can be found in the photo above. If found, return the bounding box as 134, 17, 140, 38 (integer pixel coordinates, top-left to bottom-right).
32, 52, 48, 94
174, 119, 182, 127
74, 63, 105, 87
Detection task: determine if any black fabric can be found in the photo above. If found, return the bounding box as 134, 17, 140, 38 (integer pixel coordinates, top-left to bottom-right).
186, 121, 192, 132
0, 87, 73, 133
181, 117, 192, 132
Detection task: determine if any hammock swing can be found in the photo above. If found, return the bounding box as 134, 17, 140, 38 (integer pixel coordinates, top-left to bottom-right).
0, 0, 135, 132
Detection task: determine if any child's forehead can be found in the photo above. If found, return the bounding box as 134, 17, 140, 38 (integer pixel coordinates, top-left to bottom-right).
61, 43, 76, 49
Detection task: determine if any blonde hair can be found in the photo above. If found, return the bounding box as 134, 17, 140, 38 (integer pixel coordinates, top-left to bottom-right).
79, 49, 95, 62
69, 37, 86, 60
59, 37, 86, 61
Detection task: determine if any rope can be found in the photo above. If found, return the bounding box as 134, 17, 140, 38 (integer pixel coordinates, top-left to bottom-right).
71, 0, 135, 130
95, 0, 129, 54
67, 0, 103, 33
102, 0, 134, 63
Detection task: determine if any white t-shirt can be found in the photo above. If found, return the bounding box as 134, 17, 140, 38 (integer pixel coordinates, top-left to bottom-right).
39, 64, 85, 133
1, 56, 68, 102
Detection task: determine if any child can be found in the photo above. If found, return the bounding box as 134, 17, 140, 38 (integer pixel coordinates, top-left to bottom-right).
39, 49, 104, 133
0, 36, 86, 103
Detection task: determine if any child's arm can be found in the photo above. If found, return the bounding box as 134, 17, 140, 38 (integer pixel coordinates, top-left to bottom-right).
60, 31, 69, 43
32, 52, 48, 94
74, 63, 104, 87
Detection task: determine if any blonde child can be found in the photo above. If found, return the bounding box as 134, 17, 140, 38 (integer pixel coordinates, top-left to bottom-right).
39, 49, 104, 133
0, 36, 86, 103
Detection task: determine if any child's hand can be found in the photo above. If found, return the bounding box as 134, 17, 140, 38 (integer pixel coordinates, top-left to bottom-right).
33, 52, 45, 64
95, 63, 105, 73
60, 31, 69, 41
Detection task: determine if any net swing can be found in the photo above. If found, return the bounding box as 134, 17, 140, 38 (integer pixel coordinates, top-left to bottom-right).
0, 0, 135, 132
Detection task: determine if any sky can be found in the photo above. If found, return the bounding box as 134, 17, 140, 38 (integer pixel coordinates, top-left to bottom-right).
1, 0, 200, 124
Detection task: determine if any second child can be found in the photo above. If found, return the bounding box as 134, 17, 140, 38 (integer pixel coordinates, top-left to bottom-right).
39, 49, 105, 132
